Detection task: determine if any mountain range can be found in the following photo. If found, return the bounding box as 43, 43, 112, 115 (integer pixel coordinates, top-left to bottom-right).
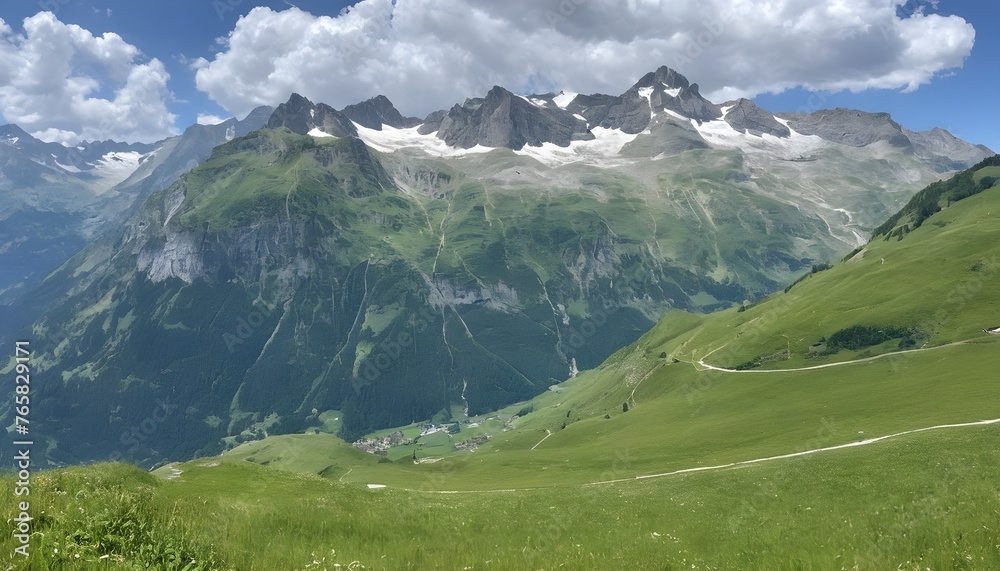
0, 106, 274, 300
0, 66, 992, 467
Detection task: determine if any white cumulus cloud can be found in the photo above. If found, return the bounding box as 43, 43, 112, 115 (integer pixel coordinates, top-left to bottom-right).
0, 12, 177, 144
196, 114, 228, 125
194, 0, 976, 118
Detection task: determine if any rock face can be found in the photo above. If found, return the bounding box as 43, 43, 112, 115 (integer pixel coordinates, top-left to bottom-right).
564, 66, 721, 133
0, 106, 273, 301
724, 98, 790, 138
905, 127, 997, 171
777, 108, 911, 148
661, 82, 722, 123
417, 109, 448, 135
342, 95, 421, 130
633, 66, 691, 93
136, 229, 206, 284
632, 67, 722, 124
567, 92, 651, 134
267, 93, 358, 137
423, 66, 722, 144
435, 86, 593, 149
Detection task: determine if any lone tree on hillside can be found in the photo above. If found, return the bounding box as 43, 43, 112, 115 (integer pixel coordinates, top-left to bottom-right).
622, 401, 629, 413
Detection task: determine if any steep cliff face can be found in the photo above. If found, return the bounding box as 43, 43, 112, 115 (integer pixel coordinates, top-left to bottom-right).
435, 86, 593, 149
723, 99, 791, 137
267, 93, 358, 137
342, 95, 422, 130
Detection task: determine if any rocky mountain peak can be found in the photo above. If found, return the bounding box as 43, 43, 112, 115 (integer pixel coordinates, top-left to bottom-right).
588, 66, 722, 127
630, 66, 691, 91
903, 125, 996, 171
0, 123, 158, 176
434, 85, 592, 150
659, 82, 722, 123
342, 95, 421, 131
722, 98, 790, 138
267, 93, 358, 138
242, 105, 277, 127
0, 123, 32, 142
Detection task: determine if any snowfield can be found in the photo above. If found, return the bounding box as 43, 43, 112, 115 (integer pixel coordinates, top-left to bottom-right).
353, 123, 495, 157
511, 127, 639, 168
352, 120, 640, 168
552, 91, 577, 109
89, 151, 148, 194
692, 108, 826, 158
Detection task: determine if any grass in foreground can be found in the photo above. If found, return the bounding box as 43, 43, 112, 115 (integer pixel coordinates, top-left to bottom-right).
0, 463, 220, 570
3, 423, 999, 569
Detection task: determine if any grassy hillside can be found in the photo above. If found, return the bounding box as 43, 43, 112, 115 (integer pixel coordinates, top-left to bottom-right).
3, 159, 999, 569
873, 154, 1000, 239
139, 158, 1000, 491
3, 424, 998, 569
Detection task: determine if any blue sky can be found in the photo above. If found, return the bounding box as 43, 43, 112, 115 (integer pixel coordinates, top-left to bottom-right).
754, 0, 999, 151
0, 0, 995, 151
0, 0, 357, 140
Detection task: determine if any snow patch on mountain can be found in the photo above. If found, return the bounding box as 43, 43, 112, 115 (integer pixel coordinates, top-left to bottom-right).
55, 160, 81, 173
515, 95, 550, 108
354, 123, 495, 157
89, 151, 147, 194
662, 84, 681, 98
662, 109, 689, 122
359, 120, 639, 167
308, 128, 335, 138
553, 91, 577, 109
638, 87, 654, 106
692, 112, 825, 158
512, 127, 638, 167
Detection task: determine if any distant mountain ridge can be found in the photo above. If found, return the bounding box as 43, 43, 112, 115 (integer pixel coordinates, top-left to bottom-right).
777, 108, 912, 148
10, 63, 990, 313
0, 123, 159, 176
324, 65, 989, 164
0, 105, 272, 302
